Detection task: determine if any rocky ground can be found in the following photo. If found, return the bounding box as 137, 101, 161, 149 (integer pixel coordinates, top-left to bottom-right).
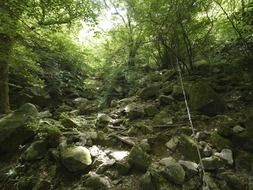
0, 64, 253, 190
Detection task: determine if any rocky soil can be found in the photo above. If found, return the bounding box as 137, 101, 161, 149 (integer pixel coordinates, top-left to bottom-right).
0, 64, 253, 190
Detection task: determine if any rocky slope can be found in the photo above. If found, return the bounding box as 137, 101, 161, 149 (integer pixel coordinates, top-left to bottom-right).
0, 64, 253, 190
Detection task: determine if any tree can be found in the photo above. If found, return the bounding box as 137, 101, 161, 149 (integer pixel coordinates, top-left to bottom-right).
0, 0, 98, 113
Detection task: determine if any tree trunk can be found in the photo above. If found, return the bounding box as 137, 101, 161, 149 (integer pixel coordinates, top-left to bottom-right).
0, 33, 13, 114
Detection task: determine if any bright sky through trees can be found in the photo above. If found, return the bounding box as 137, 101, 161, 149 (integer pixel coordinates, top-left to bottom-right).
78, 2, 126, 45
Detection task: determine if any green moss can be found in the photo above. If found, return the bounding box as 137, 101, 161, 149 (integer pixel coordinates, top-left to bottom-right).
210, 132, 232, 150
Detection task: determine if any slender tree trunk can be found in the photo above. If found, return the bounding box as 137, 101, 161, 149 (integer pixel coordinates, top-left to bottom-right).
0, 34, 13, 113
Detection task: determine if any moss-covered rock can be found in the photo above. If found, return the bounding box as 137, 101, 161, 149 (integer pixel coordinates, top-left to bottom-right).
159, 158, 186, 185
83, 172, 112, 190
60, 145, 92, 172
139, 84, 160, 100
125, 103, 145, 120
210, 132, 232, 150
188, 82, 226, 116
128, 145, 151, 172
23, 140, 48, 161
0, 103, 38, 153
178, 135, 201, 162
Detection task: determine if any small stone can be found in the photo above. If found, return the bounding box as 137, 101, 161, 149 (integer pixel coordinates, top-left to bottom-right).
165, 136, 179, 151
214, 149, 233, 165
232, 125, 245, 133
96, 114, 112, 127
203, 144, 213, 157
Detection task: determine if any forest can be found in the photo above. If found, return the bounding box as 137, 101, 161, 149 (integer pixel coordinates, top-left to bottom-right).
0, 0, 253, 189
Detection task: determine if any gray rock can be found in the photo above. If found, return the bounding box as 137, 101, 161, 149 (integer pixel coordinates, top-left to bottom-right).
83, 172, 111, 190
160, 157, 186, 185
125, 104, 145, 120
214, 149, 233, 165
61, 146, 92, 172
179, 160, 199, 178
178, 135, 201, 162
188, 82, 226, 116
139, 84, 160, 100
128, 145, 151, 172
232, 125, 245, 133
0, 103, 38, 153
202, 156, 225, 170
203, 144, 213, 157
96, 113, 112, 128
165, 136, 179, 151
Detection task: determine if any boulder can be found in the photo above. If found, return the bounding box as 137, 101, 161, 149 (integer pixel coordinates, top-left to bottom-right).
159, 157, 186, 185
178, 160, 199, 178
188, 82, 226, 116
210, 132, 232, 150
128, 145, 151, 172
178, 135, 201, 162
23, 140, 48, 161
125, 104, 144, 120
83, 172, 112, 190
60, 146, 92, 172
0, 103, 38, 153
139, 84, 160, 100
202, 156, 225, 170
214, 149, 233, 165
96, 113, 112, 128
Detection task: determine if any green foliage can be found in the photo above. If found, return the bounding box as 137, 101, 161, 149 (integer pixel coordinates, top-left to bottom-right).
10, 42, 44, 87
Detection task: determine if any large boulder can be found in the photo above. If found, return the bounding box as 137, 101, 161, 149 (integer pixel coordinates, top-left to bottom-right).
0, 103, 38, 153
60, 146, 92, 172
188, 82, 226, 116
